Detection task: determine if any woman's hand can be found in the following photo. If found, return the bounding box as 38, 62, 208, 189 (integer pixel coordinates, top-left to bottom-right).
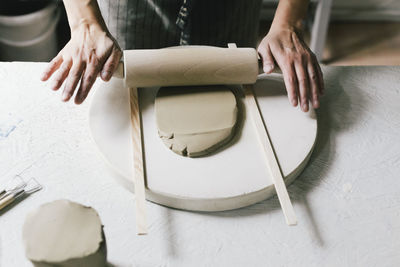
257, 25, 324, 112
41, 22, 122, 104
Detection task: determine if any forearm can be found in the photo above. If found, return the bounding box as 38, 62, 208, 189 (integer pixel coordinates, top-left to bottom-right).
63, 0, 107, 32
271, 0, 309, 31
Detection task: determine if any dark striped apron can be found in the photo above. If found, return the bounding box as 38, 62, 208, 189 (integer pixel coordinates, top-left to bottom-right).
98, 0, 262, 50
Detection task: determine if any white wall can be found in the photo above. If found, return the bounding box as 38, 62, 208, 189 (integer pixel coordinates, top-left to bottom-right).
331, 0, 400, 21
262, 0, 400, 21
333, 0, 399, 9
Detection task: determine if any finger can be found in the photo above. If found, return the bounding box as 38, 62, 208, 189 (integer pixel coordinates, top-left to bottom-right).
62, 60, 86, 102
281, 61, 299, 107
49, 60, 72, 91
294, 60, 310, 112
269, 44, 299, 107
314, 60, 325, 95
257, 44, 275, 74
41, 55, 63, 81
307, 62, 320, 109
75, 63, 101, 104
100, 48, 122, 81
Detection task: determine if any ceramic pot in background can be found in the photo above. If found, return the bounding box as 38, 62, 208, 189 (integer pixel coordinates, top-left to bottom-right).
0, 0, 60, 61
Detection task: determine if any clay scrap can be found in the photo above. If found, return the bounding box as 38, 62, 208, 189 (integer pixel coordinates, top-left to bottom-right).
22, 199, 107, 267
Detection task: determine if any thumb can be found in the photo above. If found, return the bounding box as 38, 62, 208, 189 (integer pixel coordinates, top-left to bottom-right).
257, 45, 275, 74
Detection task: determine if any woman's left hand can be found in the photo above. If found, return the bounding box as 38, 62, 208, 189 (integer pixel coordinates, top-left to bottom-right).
257, 25, 324, 112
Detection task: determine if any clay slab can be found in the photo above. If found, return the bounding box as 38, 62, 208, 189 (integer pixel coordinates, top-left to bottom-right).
155, 85, 238, 157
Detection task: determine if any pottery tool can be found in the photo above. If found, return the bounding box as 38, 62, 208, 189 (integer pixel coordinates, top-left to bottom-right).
0, 175, 26, 200
0, 178, 42, 211
112, 44, 297, 230
244, 84, 297, 225
229, 42, 296, 225
115, 45, 258, 87
129, 87, 148, 235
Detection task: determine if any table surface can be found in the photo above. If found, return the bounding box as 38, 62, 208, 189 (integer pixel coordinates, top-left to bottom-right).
1, 63, 399, 267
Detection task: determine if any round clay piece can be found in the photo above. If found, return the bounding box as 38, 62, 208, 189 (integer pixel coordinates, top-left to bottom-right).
155, 85, 238, 157
22, 199, 106, 267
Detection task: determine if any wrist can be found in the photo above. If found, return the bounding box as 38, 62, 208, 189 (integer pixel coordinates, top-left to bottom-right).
64, 0, 108, 33
270, 21, 303, 34
70, 19, 106, 37
270, 0, 308, 33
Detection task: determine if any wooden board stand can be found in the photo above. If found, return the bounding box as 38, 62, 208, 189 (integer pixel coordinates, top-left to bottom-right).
129, 87, 148, 234
244, 84, 297, 226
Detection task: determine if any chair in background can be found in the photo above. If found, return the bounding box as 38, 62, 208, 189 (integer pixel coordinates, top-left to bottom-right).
309, 0, 333, 61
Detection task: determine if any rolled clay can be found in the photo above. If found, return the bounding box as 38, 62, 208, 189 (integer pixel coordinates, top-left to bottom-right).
155, 85, 238, 157
22, 200, 107, 267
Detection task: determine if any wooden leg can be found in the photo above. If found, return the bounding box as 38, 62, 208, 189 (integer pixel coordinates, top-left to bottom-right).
310, 0, 333, 61
129, 87, 148, 235
244, 84, 297, 226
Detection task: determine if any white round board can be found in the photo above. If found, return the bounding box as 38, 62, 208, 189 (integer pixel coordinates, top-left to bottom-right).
88, 74, 317, 211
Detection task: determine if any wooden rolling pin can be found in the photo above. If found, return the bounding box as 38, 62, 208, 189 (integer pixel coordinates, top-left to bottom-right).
114, 46, 259, 87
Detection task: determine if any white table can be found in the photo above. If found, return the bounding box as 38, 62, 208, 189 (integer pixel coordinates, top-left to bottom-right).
1, 63, 399, 267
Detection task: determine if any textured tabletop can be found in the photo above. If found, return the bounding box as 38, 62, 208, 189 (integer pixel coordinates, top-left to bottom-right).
0, 62, 399, 267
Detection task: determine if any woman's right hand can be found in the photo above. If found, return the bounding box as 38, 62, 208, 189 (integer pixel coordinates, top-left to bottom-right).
40, 22, 122, 104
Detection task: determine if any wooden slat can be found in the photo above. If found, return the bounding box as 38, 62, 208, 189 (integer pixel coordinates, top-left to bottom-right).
244, 84, 297, 226
129, 87, 148, 234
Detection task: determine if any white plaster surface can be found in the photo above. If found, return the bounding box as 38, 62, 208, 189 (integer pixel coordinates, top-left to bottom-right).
1, 62, 400, 267
88, 74, 317, 211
